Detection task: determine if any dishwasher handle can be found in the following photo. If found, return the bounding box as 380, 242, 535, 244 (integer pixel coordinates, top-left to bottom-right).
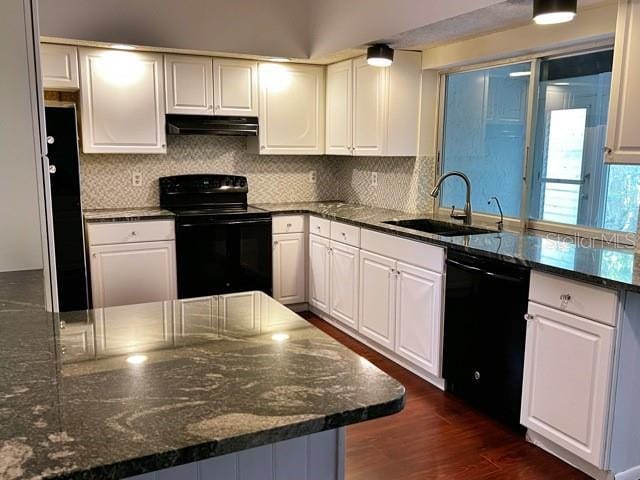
446, 258, 528, 283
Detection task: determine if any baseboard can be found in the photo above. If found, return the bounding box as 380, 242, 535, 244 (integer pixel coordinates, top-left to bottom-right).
309, 306, 446, 391
526, 431, 613, 480
615, 465, 640, 480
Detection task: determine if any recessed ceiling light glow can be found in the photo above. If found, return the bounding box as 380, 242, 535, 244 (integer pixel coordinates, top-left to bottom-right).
271, 333, 290, 342
533, 0, 577, 25
126, 354, 148, 365
269, 57, 290, 63
552, 82, 570, 86
110, 44, 136, 51
509, 71, 531, 77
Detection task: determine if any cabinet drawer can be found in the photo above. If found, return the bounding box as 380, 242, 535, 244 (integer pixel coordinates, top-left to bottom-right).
361, 228, 444, 273
330, 221, 360, 247
273, 215, 306, 234
309, 216, 331, 238
87, 220, 175, 246
529, 271, 617, 326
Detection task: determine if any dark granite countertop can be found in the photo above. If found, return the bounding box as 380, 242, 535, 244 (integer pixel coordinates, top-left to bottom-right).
255, 201, 640, 293
0, 292, 404, 480
83, 208, 175, 223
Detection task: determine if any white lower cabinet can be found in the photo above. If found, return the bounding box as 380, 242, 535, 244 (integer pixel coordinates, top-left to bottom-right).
272, 232, 306, 305
521, 301, 615, 467
358, 250, 396, 350
308, 234, 331, 312
329, 241, 359, 329
89, 241, 177, 308
395, 262, 443, 376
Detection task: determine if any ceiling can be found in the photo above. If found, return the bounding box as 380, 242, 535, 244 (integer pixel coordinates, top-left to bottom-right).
37, 0, 614, 64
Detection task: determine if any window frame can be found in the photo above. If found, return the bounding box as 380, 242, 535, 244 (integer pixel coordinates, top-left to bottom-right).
433, 42, 635, 246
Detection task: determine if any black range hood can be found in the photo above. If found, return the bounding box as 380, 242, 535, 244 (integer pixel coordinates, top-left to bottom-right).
166, 114, 258, 136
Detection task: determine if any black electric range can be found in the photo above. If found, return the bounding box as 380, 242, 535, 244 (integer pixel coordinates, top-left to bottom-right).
160, 174, 272, 298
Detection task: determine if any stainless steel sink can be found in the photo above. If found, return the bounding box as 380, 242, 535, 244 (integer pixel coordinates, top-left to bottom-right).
382, 218, 493, 237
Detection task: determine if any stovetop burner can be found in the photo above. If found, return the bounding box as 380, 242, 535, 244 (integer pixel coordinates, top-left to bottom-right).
169, 205, 269, 217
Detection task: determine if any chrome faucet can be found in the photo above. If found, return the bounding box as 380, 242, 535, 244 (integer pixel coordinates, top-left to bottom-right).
430, 171, 472, 225
488, 196, 504, 231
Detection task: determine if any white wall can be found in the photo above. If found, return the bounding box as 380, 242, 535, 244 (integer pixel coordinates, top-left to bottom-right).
308, 0, 503, 58
38, 0, 310, 59
0, 0, 45, 272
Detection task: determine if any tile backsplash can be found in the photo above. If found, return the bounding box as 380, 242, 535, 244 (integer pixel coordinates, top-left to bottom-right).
79, 135, 436, 213
79, 136, 339, 209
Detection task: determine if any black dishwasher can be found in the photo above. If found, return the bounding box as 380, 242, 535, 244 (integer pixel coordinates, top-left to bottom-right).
443, 250, 530, 428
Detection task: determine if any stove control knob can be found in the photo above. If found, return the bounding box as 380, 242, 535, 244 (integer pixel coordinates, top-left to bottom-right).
239, 179, 247, 187
224, 178, 232, 187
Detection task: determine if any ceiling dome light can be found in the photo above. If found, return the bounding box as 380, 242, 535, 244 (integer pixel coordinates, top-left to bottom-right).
367, 44, 394, 67
533, 0, 577, 24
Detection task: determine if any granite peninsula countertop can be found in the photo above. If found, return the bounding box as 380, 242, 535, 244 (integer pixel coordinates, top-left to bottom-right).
82, 201, 640, 292
0, 292, 404, 480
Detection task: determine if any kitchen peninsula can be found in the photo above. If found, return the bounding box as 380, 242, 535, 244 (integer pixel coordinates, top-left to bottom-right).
0, 291, 404, 480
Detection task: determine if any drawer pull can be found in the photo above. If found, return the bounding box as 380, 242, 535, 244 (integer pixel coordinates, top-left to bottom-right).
131, 231, 137, 236
287, 223, 292, 228
341, 232, 346, 237
560, 293, 571, 306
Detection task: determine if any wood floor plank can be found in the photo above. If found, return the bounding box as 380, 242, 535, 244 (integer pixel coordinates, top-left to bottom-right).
302, 313, 591, 480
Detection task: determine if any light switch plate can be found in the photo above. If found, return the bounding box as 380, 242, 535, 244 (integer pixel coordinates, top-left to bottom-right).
309, 170, 317, 184
371, 171, 378, 187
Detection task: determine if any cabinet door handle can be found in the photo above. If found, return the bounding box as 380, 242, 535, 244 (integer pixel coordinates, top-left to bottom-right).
524, 313, 534, 322
273, 240, 278, 246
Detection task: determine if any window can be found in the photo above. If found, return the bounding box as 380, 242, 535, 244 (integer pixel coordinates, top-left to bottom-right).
440, 63, 531, 218
529, 50, 640, 233
439, 50, 640, 236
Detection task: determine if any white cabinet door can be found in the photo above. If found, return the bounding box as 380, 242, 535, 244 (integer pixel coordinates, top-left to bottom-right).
325, 59, 353, 155
358, 250, 396, 350
521, 302, 615, 467
308, 233, 330, 313
273, 232, 306, 305
329, 241, 359, 329
395, 262, 442, 376
89, 241, 177, 308
165, 54, 213, 115
213, 58, 258, 116
40, 43, 79, 90
605, 0, 640, 164
79, 48, 166, 154
256, 63, 325, 154
353, 56, 387, 156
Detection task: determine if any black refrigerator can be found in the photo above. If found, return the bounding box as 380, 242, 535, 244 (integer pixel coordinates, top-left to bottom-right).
45, 104, 89, 311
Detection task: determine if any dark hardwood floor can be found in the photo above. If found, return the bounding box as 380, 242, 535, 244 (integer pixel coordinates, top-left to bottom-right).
302, 313, 590, 480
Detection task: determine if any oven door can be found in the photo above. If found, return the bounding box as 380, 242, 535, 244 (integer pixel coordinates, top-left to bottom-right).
175, 217, 272, 298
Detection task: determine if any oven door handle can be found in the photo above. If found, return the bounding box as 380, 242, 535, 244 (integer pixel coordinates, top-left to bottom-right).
446, 258, 526, 283
178, 219, 272, 228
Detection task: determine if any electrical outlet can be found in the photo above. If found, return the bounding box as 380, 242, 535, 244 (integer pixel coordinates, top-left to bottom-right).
309, 170, 317, 184
132, 172, 142, 187
371, 171, 378, 187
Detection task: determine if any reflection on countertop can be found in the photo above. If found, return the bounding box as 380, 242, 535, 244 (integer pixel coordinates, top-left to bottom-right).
0, 292, 404, 480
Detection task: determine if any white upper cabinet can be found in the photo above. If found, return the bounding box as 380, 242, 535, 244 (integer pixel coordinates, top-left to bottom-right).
165, 54, 213, 115
79, 48, 166, 154
250, 63, 325, 155
325, 59, 353, 155
326, 51, 421, 157
353, 56, 388, 156
605, 0, 640, 164
40, 44, 79, 90
213, 58, 258, 116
